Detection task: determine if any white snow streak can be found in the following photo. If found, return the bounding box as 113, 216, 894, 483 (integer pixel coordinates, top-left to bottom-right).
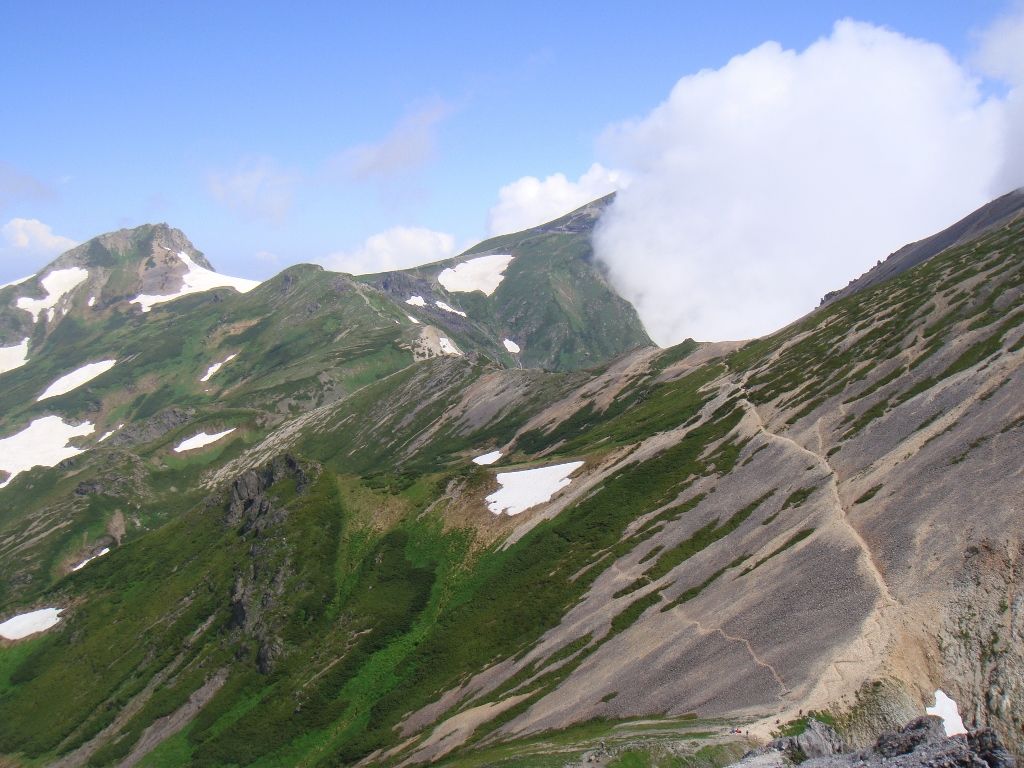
15, 267, 89, 322
131, 252, 259, 312
37, 359, 117, 401
0, 338, 30, 375
435, 301, 467, 318
173, 428, 237, 453
437, 254, 514, 296
200, 354, 237, 382
0, 608, 63, 640
485, 461, 584, 516
97, 424, 124, 443
71, 548, 110, 572
0, 416, 95, 488
0, 274, 34, 290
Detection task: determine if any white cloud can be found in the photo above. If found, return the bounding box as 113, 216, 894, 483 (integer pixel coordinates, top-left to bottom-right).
975, 5, 1024, 193
322, 226, 456, 275
334, 99, 451, 180
487, 163, 625, 236
2, 218, 77, 256
592, 19, 1009, 345
207, 157, 298, 224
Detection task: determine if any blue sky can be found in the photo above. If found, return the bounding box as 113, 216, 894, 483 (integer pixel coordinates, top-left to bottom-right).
0, 1, 1018, 295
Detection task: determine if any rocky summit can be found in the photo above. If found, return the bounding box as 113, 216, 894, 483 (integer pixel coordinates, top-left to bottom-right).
0, 194, 1021, 767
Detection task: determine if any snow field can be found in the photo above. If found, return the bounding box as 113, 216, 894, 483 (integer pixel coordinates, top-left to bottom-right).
0, 338, 30, 375
37, 359, 117, 401
485, 461, 585, 515
0, 608, 63, 640
0, 416, 95, 488
131, 252, 259, 312
503, 339, 521, 354
406, 295, 427, 307
472, 450, 503, 466
174, 428, 237, 452
437, 254, 514, 296
16, 267, 90, 322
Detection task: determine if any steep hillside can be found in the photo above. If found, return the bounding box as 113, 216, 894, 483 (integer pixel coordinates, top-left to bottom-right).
0, 208, 648, 610
0, 197, 1020, 768
363, 195, 652, 371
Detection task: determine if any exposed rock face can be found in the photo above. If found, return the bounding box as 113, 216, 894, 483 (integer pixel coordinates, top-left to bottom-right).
770, 718, 847, 759
224, 454, 309, 674
108, 407, 196, 447
736, 717, 1016, 768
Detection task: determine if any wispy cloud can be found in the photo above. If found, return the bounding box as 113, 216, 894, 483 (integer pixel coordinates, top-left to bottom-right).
207, 156, 299, 224
331, 99, 452, 181
0, 162, 53, 210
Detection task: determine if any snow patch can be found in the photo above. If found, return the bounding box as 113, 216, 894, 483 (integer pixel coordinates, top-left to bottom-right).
406, 295, 427, 307
200, 354, 237, 382
16, 267, 89, 322
71, 547, 110, 572
435, 301, 467, 318
502, 339, 521, 354
0, 416, 94, 488
437, 254, 514, 296
97, 424, 124, 443
472, 450, 502, 466
131, 252, 259, 312
926, 690, 967, 736
486, 461, 584, 516
38, 359, 117, 401
438, 337, 462, 356
0, 338, 30, 375
0, 274, 34, 290
0, 608, 63, 640
174, 428, 237, 453
87, 295, 96, 307
406, 315, 421, 324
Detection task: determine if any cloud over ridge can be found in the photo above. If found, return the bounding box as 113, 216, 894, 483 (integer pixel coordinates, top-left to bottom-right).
592, 19, 1016, 345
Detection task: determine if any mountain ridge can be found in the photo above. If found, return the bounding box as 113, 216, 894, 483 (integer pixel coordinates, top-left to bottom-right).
0, 194, 1020, 768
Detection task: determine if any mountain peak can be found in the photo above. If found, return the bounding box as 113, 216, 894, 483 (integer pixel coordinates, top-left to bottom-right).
52, 223, 215, 273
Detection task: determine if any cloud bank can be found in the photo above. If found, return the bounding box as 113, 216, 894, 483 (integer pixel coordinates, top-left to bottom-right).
592, 19, 1017, 345
3, 218, 77, 257
323, 226, 456, 275
487, 163, 624, 236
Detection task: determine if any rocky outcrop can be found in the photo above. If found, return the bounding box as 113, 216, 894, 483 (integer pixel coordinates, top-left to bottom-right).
770, 719, 847, 760
224, 454, 310, 674
108, 407, 196, 448
734, 717, 1016, 768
